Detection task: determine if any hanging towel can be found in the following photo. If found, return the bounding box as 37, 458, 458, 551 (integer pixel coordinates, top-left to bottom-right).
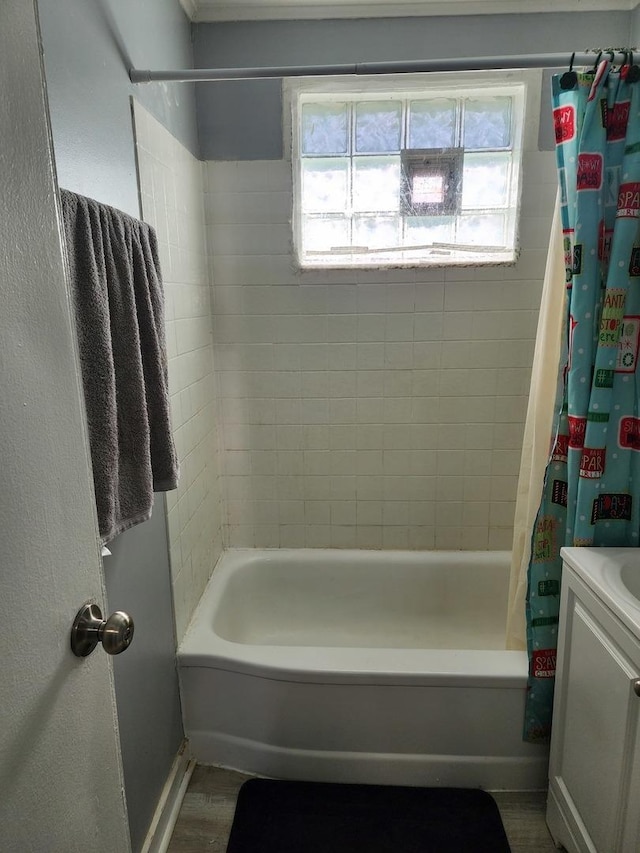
60, 189, 179, 543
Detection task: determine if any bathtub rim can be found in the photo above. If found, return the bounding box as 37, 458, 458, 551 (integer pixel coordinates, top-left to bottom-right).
178, 547, 525, 688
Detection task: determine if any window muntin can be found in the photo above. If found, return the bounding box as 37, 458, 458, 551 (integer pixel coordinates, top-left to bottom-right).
293, 80, 525, 268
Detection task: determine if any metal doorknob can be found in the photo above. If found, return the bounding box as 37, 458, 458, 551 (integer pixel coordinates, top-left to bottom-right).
71, 602, 134, 657
634, 679, 640, 697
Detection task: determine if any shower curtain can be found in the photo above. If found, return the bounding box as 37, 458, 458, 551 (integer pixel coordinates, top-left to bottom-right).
519, 59, 640, 742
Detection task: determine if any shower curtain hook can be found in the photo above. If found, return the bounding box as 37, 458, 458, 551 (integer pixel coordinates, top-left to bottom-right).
560, 52, 578, 90
628, 50, 640, 83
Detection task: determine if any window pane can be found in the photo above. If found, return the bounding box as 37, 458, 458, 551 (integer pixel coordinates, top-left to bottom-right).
303, 215, 350, 252
355, 102, 401, 153
462, 153, 511, 209
296, 85, 524, 268
353, 156, 400, 212
302, 103, 348, 155
302, 159, 348, 212
405, 216, 454, 246
412, 173, 445, 205
353, 215, 400, 249
457, 214, 506, 247
464, 97, 512, 149
409, 99, 456, 149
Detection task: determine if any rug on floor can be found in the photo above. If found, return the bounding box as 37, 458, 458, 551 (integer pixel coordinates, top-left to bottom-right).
226, 779, 511, 853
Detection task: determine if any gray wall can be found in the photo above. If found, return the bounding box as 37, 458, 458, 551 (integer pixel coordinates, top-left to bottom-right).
40, 0, 198, 215
104, 503, 183, 851
37, 1, 191, 850
633, 4, 640, 45
194, 11, 631, 160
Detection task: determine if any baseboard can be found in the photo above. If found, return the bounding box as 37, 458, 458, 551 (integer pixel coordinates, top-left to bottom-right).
141, 739, 196, 853
189, 731, 549, 791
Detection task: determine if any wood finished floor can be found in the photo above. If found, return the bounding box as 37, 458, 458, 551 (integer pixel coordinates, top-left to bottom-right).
167, 766, 560, 853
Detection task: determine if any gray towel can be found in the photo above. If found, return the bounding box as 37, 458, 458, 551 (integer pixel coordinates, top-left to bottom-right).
60, 189, 179, 543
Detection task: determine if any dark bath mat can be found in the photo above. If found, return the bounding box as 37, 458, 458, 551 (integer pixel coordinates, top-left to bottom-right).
226, 779, 511, 853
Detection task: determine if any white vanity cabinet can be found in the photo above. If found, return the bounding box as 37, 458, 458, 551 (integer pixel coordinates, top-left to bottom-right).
546, 548, 640, 853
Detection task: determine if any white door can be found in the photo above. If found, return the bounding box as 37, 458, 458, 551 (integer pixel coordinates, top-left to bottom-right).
0, 2, 131, 850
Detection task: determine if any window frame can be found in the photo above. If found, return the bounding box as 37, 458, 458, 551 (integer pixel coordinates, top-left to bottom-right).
286, 72, 528, 270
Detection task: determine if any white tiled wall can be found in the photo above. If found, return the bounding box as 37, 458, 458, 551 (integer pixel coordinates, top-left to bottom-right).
133, 101, 224, 640
205, 73, 557, 551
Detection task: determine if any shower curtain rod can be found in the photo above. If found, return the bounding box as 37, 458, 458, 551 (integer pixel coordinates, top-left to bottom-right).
129, 50, 627, 84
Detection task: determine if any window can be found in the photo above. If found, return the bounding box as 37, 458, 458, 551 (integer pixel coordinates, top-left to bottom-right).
291, 77, 526, 268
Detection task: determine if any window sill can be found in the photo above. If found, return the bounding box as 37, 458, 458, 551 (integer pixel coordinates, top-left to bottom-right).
297, 250, 519, 270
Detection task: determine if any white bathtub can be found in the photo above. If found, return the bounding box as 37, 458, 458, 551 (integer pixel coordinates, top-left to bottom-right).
178, 549, 548, 789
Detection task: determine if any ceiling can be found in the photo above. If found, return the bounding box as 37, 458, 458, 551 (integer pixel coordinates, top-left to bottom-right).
180, 0, 636, 23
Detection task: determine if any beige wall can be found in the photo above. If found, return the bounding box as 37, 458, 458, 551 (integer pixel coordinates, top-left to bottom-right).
131, 68, 559, 617
134, 102, 224, 640
205, 72, 557, 550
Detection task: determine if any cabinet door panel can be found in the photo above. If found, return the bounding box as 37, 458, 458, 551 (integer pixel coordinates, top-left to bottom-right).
621, 697, 640, 852
557, 600, 639, 853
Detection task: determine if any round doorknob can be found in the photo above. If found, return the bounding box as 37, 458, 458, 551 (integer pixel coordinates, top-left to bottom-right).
71, 602, 135, 657
634, 679, 640, 697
